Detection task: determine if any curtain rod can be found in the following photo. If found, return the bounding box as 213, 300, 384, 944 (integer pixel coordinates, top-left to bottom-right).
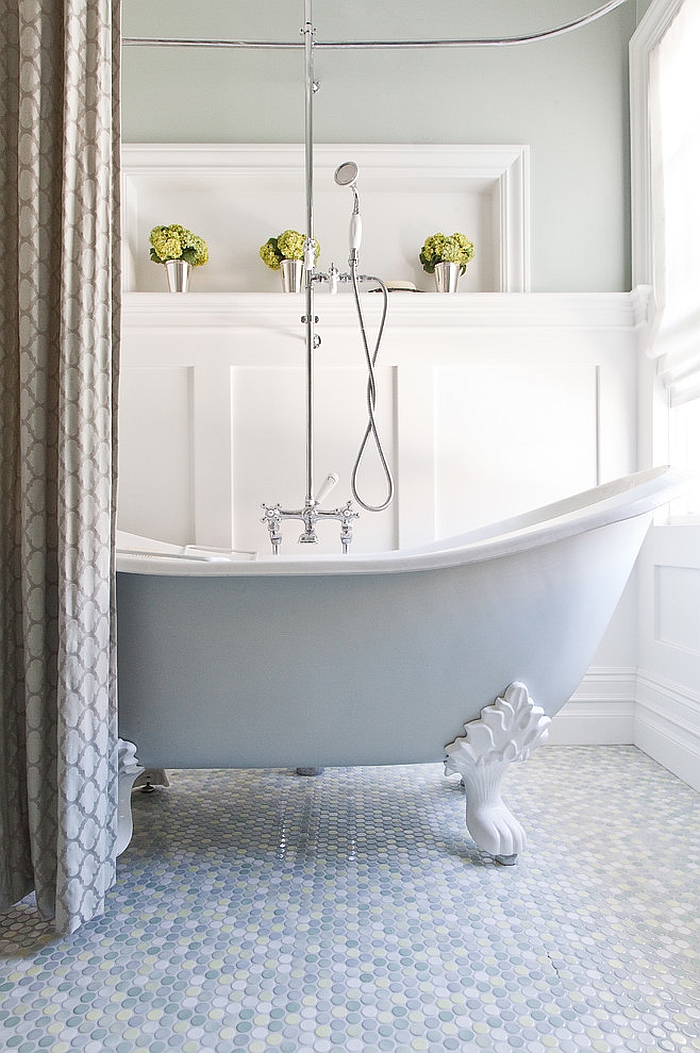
123, 0, 630, 51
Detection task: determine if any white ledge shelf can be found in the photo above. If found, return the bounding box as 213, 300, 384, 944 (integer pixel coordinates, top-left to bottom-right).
122, 289, 650, 331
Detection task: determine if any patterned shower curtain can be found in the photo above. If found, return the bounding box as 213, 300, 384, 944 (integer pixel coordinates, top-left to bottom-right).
0, 0, 121, 933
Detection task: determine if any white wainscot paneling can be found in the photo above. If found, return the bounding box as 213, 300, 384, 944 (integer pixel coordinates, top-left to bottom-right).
232, 365, 397, 555
434, 363, 599, 537
655, 565, 700, 653
117, 365, 194, 544
636, 525, 700, 790
119, 291, 641, 558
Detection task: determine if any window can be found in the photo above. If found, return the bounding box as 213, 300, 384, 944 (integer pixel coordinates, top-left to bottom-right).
632, 0, 700, 517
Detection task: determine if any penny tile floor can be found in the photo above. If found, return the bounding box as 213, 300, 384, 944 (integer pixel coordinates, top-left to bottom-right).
1, 746, 699, 1052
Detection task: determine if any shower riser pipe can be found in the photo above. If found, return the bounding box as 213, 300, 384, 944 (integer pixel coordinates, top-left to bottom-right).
303, 0, 316, 507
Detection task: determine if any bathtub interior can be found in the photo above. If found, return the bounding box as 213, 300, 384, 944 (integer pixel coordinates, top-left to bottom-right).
411, 465, 685, 552
115, 466, 689, 576
116, 529, 257, 563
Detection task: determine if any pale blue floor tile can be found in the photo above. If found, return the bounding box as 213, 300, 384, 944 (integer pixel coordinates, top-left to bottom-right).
1, 746, 699, 1052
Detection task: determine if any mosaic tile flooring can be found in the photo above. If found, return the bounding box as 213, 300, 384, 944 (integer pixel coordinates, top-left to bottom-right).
1, 746, 699, 1053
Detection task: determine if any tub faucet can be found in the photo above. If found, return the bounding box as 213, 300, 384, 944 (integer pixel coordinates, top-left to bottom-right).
261, 498, 359, 555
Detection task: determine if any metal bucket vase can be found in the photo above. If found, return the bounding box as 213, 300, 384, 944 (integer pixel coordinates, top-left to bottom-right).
165, 259, 191, 292
434, 261, 461, 293
280, 258, 304, 292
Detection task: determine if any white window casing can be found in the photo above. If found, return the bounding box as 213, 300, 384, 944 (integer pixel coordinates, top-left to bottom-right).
631, 0, 700, 408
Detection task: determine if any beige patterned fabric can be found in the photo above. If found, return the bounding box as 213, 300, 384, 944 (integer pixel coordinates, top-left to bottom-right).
0, 0, 121, 933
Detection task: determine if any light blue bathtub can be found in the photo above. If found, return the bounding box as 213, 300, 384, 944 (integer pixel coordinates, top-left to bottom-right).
116, 466, 687, 861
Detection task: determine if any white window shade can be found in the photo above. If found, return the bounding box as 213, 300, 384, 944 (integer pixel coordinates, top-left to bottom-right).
649, 0, 700, 406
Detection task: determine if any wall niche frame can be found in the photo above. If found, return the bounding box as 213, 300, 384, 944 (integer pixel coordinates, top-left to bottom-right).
121, 142, 530, 295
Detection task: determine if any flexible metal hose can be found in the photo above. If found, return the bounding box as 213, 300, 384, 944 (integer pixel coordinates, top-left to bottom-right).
349, 266, 395, 512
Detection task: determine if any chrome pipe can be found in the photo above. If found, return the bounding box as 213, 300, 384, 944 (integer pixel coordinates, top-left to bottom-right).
122, 0, 631, 52
303, 0, 315, 507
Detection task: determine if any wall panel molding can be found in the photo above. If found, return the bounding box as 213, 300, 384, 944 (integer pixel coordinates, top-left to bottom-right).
122, 142, 530, 295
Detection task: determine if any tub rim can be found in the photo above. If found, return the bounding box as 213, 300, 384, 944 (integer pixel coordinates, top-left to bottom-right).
116, 465, 691, 578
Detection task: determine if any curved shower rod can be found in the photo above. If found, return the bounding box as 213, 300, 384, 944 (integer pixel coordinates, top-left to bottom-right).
123, 0, 630, 51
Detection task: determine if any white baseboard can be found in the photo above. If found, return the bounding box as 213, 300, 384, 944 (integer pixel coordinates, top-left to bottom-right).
545, 666, 700, 791
635, 671, 700, 792
547, 668, 637, 745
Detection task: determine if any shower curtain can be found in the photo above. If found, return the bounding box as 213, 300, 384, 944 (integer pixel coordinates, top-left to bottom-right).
0, 0, 121, 933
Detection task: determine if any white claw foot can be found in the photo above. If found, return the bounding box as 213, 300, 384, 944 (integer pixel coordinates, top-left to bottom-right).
117, 739, 144, 856
445, 682, 550, 861
465, 782, 527, 858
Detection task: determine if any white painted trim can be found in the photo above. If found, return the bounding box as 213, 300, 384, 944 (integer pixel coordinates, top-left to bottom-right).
496, 147, 531, 294
547, 667, 636, 745
122, 290, 644, 331
629, 0, 684, 289
121, 142, 531, 293
546, 665, 700, 789
422, 657, 698, 795
635, 670, 700, 790
122, 142, 528, 179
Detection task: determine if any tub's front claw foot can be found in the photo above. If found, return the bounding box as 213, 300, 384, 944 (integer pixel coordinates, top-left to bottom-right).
445, 682, 550, 861
465, 794, 527, 859
117, 739, 144, 856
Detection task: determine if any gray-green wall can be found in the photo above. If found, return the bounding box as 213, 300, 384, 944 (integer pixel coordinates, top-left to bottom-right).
122, 0, 639, 292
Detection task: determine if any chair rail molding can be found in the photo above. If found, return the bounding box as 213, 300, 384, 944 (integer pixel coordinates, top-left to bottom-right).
121, 290, 645, 331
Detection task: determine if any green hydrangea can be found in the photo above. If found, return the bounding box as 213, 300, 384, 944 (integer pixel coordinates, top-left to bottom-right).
259, 237, 283, 270
419, 232, 475, 275
259, 230, 320, 270
149, 224, 209, 267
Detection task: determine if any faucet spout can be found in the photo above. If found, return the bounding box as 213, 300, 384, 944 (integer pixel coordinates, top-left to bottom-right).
299, 503, 319, 544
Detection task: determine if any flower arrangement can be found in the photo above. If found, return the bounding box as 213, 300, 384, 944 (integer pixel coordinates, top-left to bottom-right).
419, 232, 475, 275
259, 229, 320, 270
149, 224, 209, 267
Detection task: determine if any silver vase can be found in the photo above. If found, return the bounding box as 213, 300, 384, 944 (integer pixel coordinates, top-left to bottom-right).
165, 259, 191, 292
434, 261, 461, 293
280, 258, 304, 293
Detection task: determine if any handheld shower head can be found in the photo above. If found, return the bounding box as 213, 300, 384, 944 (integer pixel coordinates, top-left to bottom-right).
334, 160, 358, 188
334, 160, 362, 261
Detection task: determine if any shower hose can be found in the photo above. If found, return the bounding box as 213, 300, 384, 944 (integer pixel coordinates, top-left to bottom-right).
349, 262, 395, 512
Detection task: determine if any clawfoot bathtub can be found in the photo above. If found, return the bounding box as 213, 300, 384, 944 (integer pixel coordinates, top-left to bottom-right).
116, 466, 686, 863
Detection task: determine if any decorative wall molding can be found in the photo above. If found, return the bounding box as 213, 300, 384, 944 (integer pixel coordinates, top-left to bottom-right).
635, 670, 700, 792
122, 289, 645, 331
548, 667, 637, 745
547, 664, 700, 793
121, 142, 530, 294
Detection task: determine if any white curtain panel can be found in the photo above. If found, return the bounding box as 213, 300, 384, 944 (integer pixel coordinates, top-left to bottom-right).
648, 0, 700, 405
0, 0, 121, 933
